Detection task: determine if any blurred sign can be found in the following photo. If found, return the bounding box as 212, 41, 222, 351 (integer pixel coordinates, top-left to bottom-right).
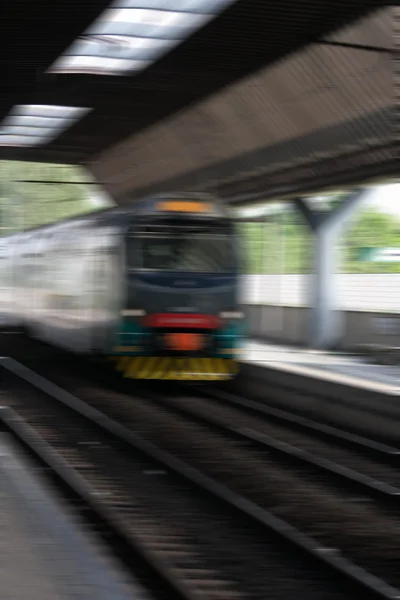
158, 201, 212, 213
358, 248, 400, 262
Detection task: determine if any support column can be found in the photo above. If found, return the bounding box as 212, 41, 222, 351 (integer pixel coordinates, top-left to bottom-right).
295, 189, 366, 349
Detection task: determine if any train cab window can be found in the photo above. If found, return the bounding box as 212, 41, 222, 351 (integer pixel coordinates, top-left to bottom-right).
138, 227, 234, 273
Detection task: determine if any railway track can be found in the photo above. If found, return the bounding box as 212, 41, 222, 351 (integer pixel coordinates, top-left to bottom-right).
201, 386, 400, 461
9, 355, 400, 589
0, 358, 398, 600
147, 386, 400, 501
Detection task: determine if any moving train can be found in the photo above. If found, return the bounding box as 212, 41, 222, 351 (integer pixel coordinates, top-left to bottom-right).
0, 192, 244, 380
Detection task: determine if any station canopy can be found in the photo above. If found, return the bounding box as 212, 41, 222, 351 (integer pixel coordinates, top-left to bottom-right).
0, 0, 395, 204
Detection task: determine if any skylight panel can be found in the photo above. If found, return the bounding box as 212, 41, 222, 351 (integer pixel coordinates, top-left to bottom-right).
5, 115, 75, 129
50, 55, 151, 75
11, 105, 89, 120
0, 105, 91, 147
71, 35, 175, 59
0, 126, 55, 138
0, 135, 45, 147
114, 0, 233, 13
98, 8, 208, 27
47, 0, 235, 76
86, 8, 211, 40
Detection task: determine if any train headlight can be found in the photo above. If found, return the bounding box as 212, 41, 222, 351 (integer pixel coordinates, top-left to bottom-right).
121, 309, 146, 317
219, 311, 244, 320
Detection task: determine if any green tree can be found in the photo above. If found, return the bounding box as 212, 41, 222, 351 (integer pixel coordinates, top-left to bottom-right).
240, 200, 400, 275
0, 161, 99, 234
341, 210, 400, 274
239, 210, 312, 274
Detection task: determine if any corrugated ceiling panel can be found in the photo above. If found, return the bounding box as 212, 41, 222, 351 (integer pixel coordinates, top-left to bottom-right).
90, 7, 393, 198
325, 7, 392, 47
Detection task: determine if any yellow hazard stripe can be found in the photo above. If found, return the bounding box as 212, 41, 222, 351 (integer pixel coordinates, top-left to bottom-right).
152, 357, 170, 380
125, 357, 227, 379
110, 356, 238, 380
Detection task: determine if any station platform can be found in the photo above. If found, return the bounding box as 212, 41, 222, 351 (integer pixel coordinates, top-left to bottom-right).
0, 433, 148, 600
0, 316, 398, 392
243, 340, 400, 393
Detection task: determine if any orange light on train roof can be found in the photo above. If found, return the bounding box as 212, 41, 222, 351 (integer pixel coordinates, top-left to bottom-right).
157, 201, 212, 213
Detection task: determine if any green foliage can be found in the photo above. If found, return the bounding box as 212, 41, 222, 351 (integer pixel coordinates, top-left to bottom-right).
0, 161, 98, 234
340, 210, 400, 274
239, 212, 312, 274
240, 204, 400, 275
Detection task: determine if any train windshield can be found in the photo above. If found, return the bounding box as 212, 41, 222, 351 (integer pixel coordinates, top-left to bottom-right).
136, 226, 234, 273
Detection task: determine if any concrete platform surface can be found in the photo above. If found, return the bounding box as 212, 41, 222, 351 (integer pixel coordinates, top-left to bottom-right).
244, 340, 400, 392
0, 433, 151, 600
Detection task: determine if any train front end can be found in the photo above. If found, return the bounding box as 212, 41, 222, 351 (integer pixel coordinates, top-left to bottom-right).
112, 196, 244, 381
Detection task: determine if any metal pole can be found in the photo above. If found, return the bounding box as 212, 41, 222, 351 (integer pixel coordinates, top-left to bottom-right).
278, 210, 286, 335
258, 217, 266, 334
295, 190, 366, 349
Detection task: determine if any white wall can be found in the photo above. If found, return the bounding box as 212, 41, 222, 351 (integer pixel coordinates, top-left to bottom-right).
240, 274, 400, 313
